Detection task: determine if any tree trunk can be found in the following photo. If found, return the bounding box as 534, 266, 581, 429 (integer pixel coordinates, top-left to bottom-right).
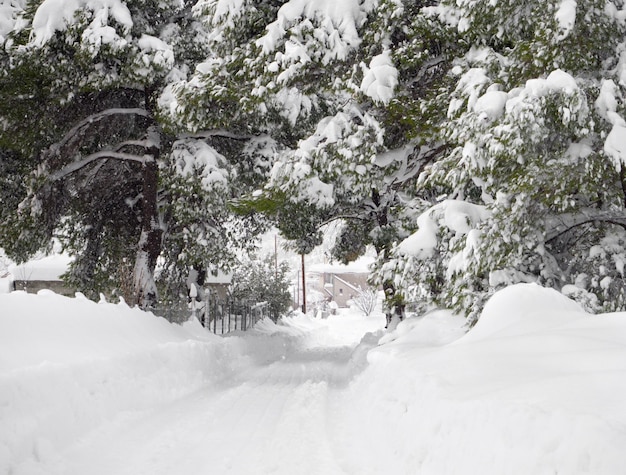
133, 126, 163, 309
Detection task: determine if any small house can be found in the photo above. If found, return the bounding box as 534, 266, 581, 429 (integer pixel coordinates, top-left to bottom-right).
9, 254, 74, 296
308, 256, 374, 308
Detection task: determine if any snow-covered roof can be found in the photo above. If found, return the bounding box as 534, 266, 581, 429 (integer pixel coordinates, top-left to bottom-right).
308, 255, 374, 274
9, 254, 73, 282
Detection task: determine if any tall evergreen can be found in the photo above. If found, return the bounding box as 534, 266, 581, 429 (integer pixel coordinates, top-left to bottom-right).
388, 0, 626, 319
0, 0, 266, 308
3, 0, 626, 321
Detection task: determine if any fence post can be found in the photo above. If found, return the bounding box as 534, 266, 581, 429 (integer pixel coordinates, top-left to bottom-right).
204, 287, 210, 330
213, 297, 217, 334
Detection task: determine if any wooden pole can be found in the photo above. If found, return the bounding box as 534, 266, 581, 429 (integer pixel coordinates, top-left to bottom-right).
301, 253, 306, 314
275, 235, 278, 279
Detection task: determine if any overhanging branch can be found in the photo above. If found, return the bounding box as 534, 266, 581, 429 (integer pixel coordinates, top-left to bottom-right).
182, 129, 255, 141
50, 151, 149, 182
545, 208, 626, 242
46, 108, 153, 161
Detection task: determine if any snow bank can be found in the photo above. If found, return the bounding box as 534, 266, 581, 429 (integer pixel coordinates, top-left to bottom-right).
334, 283, 626, 474
0, 292, 231, 475
462, 282, 586, 341
5, 284, 626, 474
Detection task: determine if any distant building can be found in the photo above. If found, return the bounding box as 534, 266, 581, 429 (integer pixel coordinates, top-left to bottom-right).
9, 254, 74, 296
308, 256, 374, 308
204, 269, 233, 301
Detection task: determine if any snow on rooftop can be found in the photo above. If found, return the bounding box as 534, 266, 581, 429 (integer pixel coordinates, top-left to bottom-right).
8, 254, 73, 281
308, 255, 374, 274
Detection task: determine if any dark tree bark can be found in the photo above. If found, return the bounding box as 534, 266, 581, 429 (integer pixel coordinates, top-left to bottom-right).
133, 126, 163, 309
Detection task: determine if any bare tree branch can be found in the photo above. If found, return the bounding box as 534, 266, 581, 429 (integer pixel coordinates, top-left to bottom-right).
46, 108, 152, 162
58, 108, 151, 148
115, 139, 154, 151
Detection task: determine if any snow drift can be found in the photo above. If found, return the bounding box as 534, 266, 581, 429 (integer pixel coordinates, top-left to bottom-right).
0, 291, 233, 475
3, 284, 626, 474
337, 283, 626, 474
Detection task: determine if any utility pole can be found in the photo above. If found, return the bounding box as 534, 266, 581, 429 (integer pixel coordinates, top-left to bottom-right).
275, 234, 278, 279
301, 253, 306, 314
296, 269, 300, 309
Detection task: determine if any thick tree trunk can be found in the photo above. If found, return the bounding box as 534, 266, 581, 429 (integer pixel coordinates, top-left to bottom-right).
133, 126, 163, 309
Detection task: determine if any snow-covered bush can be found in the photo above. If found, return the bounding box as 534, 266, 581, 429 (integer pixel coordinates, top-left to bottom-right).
352, 289, 378, 316
229, 256, 292, 321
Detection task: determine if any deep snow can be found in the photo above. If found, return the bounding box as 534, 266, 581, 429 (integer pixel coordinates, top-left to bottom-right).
2, 284, 626, 474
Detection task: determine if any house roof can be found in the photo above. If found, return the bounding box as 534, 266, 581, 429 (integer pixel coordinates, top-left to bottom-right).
9, 254, 73, 282
333, 275, 363, 294
308, 255, 374, 275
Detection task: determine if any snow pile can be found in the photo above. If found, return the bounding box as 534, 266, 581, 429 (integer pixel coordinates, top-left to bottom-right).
171, 138, 230, 190
0, 291, 229, 475
0, 0, 25, 44
555, 0, 577, 40
4, 284, 626, 474
335, 283, 626, 474
397, 199, 489, 261
451, 67, 584, 123
596, 79, 626, 172
257, 0, 372, 63
360, 50, 398, 105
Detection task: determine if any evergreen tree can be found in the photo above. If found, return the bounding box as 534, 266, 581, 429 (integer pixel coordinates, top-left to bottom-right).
0, 0, 267, 308
229, 255, 292, 320
170, 0, 459, 322
5, 0, 626, 323
388, 0, 626, 320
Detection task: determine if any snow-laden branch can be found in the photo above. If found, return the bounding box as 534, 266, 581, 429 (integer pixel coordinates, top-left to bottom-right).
50, 151, 149, 182
406, 56, 447, 90
381, 143, 447, 187
48, 108, 152, 159
545, 208, 626, 241
115, 139, 154, 150
182, 130, 254, 141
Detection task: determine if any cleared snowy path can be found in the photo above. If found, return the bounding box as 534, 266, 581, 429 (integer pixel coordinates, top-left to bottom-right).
46, 314, 385, 475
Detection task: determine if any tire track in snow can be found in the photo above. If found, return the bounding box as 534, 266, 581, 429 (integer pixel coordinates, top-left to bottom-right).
47, 338, 366, 475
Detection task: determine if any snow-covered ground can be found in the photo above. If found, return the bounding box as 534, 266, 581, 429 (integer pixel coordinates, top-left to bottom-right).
2, 284, 626, 474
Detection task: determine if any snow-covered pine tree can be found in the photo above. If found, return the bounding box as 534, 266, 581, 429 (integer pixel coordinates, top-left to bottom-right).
389, 0, 626, 320
229, 255, 292, 321
170, 0, 460, 321
0, 0, 267, 308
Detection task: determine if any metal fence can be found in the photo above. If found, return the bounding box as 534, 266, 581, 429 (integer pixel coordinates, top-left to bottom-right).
191, 298, 273, 335
155, 294, 278, 335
